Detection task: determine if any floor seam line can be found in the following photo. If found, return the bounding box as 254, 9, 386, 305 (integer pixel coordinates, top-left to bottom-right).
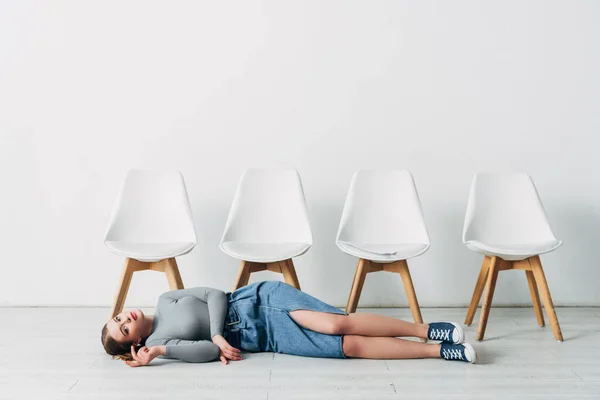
67, 380, 79, 393
571, 370, 584, 381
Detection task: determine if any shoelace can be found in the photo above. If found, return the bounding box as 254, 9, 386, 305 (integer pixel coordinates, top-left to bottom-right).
442, 348, 464, 360
429, 328, 451, 342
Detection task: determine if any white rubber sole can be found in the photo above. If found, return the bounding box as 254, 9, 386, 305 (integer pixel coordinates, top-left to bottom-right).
462, 343, 477, 364
450, 321, 465, 344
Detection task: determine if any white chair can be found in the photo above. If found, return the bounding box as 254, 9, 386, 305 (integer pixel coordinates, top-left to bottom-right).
220, 168, 312, 290
336, 170, 429, 323
104, 169, 197, 318
463, 173, 563, 341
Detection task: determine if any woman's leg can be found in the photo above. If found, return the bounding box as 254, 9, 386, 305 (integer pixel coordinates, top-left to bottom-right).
289, 310, 428, 338
342, 335, 440, 359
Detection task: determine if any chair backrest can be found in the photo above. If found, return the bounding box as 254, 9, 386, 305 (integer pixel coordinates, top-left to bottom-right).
336, 170, 430, 245
462, 173, 557, 245
104, 169, 197, 244
220, 168, 312, 244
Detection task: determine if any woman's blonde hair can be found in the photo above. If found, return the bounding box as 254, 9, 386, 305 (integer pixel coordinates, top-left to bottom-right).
101, 323, 141, 362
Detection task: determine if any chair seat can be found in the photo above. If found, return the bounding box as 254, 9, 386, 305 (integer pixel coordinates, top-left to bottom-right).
465, 240, 562, 261
104, 241, 196, 262
220, 242, 311, 263
337, 242, 430, 262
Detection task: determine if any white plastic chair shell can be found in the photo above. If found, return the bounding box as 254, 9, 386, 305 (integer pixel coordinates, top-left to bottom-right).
462, 173, 562, 261
220, 169, 313, 263
104, 169, 197, 262
336, 170, 430, 262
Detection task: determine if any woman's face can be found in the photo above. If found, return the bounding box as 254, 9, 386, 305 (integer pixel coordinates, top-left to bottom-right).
106, 309, 146, 345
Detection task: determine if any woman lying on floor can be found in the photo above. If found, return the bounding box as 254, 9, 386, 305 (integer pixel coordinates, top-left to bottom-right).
101, 281, 476, 366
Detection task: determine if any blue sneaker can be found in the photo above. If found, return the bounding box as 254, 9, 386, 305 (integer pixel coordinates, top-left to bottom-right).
440, 343, 476, 363
427, 322, 465, 343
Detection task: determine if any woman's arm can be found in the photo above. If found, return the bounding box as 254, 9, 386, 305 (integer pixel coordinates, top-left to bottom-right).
142, 338, 241, 365
160, 287, 228, 338
161, 338, 220, 363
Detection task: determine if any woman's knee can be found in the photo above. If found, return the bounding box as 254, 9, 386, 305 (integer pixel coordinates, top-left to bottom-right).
328, 315, 350, 335
341, 335, 362, 357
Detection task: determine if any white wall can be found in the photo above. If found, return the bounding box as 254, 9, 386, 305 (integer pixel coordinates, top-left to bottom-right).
1, 1, 599, 307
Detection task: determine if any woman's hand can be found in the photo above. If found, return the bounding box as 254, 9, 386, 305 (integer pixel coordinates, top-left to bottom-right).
124, 345, 163, 367
211, 335, 242, 364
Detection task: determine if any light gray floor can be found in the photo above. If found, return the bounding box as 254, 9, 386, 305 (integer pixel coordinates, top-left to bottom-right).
1, 307, 599, 400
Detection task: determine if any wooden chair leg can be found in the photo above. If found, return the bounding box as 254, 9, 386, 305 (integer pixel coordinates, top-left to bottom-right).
525, 269, 545, 327
396, 260, 424, 325
465, 256, 491, 325
110, 258, 139, 319
233, 261, 252, 291
164, 258, 185, 290
476, 256, 499, 341
280, 259, 302, 290
346, 258, 369, 313
529, 256, 563, 341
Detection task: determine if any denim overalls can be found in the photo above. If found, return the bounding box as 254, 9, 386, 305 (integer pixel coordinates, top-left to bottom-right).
224, 281, 347, 358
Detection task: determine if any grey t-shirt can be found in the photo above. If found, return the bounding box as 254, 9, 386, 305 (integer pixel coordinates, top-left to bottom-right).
145, 287, 228, 363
